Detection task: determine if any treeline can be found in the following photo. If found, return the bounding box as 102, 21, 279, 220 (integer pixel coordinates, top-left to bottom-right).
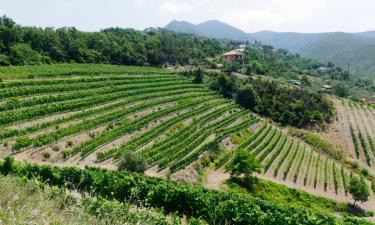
0, 158, 371, 225
0, 16, 234, 66
206, 72, 334, 127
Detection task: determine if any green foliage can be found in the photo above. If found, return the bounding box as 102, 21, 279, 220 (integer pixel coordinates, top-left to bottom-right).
227, 178, 349, 218
301, 75, 312, 87
1, 156, 14, 175
2, 160, 370, 225
349, 176, 370, 206
324, 158, 329, 192
211, 74, 235, 98
192, 67, 204, 84
226, 149, 262, 179
235, 85, 258, 110
333, 162, 339, 194
334, 83, 349, 97
0, 174, 174, 225
9, 43, 51, 65
118, 151, 147, 173
283, 143, 299, 180
0, 16, 231, 67
273, 140, 294, 177
210, 75, 334, 127
303, 152, 314, 186
289, 129, 343, 160
350, 124, 361, 159
342, 166, 349, 196
293, 146, 306, 183
314, 156, 321, 188
357, 129, 371, 166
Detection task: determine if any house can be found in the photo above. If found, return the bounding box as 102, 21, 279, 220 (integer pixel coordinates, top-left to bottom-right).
236, 45, 246, 52
196, 35, 208, 41
321, 84, 332, 92
288, 79, 301, 85
221, 50, 243, 63
318, 66, 329, 73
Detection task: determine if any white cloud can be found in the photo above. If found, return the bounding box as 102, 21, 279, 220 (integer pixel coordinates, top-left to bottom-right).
160, 2, 192, 14
219, 0, 328, 32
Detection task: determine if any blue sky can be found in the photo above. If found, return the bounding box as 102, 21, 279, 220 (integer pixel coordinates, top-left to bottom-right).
1, 0, 374, 33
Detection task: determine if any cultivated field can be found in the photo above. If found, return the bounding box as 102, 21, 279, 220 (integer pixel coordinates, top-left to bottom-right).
0, 64, 374, 212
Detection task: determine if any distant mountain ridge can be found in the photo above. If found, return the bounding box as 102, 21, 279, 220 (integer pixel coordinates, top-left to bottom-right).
165, 20, 255, 41
165, 20, 375, 76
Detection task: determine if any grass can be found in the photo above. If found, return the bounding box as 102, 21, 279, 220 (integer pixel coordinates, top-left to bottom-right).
225, 177, 369, 218
0, 63, 169, 79
0, 175, 175, 225
288, 128, 344, 160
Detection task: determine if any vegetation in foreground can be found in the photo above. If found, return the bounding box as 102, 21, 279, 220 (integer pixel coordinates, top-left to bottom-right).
0, 174, 179, 225
0, 158, 373, 225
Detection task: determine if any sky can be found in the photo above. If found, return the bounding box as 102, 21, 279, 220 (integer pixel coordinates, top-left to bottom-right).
1, 0, 375, 33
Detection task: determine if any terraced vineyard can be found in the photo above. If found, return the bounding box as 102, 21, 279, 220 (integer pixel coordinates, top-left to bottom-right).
215, 122, 365, 205
334, 99, 375, 172
0, 65, 261, 173
0, 65, 374, 212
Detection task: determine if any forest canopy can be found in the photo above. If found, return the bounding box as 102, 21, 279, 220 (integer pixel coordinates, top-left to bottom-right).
0, 15, 235, 67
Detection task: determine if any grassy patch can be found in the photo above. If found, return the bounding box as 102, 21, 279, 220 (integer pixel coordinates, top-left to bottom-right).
227, 177, 352, 217
0, 175, 177, 225
288, 128, 344, 160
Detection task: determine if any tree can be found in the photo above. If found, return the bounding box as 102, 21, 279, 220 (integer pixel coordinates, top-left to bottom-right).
118, 151, 147, 173
226, 149, 262, 187
1, 156, 14, 175
348, 176, 369, 206
193, 67, 203, 84
9, 43, 50, 65
301, 76, 311, 87
217, 74, 234, 98
334, 83, 349, 97
236, 85, 258, 110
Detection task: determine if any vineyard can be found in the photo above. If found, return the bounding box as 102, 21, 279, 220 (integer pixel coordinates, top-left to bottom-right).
214, 121, 368, 206
0, 64, 374, 213
333, 99, 375, 172
0, 65, 260, 173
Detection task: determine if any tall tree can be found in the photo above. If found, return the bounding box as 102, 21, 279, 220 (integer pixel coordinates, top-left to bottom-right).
349, 176, 369, 206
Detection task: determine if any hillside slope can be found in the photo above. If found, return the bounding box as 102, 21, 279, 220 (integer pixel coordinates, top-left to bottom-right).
0, 64, 374, 215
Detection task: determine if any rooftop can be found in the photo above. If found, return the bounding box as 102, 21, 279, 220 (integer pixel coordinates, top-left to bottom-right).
222, 50, 243, 56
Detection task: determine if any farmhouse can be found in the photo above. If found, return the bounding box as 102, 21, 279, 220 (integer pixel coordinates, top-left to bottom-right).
288, 79, 301, 85
318, 66, 329, 73
221, 50, 243, 63
321, 84, 333, 92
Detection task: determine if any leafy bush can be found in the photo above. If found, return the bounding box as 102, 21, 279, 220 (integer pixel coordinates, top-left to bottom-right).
2, 159, 370, 225
118, 151, 147, 173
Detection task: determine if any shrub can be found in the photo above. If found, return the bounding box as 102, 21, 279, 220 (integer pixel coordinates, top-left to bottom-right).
52, 145, 60, 152
43, 152, 51, 159
118, 151, 147, 173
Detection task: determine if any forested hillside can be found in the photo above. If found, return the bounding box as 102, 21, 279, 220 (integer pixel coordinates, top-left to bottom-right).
0, 16, 234, 67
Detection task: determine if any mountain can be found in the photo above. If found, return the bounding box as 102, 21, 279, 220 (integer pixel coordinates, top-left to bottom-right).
251, 31, 375, 76
165, 20, 255, 41
357, 30, 375, 38
165, 19, 375, 76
